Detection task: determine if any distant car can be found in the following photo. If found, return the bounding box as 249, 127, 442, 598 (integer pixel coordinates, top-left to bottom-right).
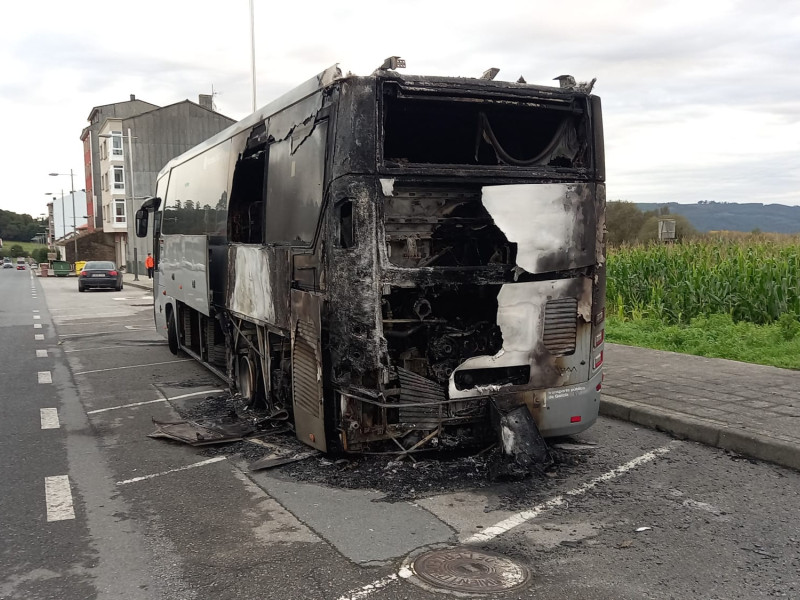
2, 262, 12, 269
16, 259, 26, 270
78, 261, 123, 292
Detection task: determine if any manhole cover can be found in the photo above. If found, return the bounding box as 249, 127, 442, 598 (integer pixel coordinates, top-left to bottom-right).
411, 547, 531, 594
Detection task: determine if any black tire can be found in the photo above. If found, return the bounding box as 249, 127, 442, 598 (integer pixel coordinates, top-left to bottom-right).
117, 282, 123, 291
167, 311, 179, 355
207, 320, 226, 366
78, 283, 85, 292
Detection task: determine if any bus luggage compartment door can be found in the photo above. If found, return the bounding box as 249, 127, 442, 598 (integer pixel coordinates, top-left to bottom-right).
290, 289, 327, 451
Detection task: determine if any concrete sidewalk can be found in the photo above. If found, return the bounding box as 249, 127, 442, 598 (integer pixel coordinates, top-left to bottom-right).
123, 272, 153, 291
121, 273, 799, 472
602, 343, 800, 471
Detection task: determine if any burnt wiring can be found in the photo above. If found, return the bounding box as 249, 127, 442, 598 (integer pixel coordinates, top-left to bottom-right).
476, 111, 570, 166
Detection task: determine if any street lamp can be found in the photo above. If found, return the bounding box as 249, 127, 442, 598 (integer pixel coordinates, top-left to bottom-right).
99, 129, 140, 280
250, 0, 257, 112
48, 170, 78, 264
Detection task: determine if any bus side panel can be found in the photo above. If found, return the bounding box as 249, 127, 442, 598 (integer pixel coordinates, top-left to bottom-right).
161, 235, 210, 316
226, 244, 291, 330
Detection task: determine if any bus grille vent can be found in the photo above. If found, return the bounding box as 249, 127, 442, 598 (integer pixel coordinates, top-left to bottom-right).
293, 320, 321, 416
397, 368, 444, 427
543, 298, 578, 356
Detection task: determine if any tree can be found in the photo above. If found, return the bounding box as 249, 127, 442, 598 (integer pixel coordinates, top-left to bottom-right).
32, 247, 50, 264
606, 201, 647, 246
9, 244, 26, 257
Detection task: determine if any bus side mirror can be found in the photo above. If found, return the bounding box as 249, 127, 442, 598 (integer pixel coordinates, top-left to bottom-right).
135, 209, 149, 237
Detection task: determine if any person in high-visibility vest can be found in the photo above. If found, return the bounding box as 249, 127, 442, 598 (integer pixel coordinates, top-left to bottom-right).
145, 252, 155, 279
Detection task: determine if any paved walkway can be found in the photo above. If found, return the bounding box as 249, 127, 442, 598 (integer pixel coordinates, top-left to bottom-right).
123, 271, 800, 472
603, 343, 800, 471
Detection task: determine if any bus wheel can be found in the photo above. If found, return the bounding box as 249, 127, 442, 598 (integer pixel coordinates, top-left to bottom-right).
236, 354, 258, 406
167, 312, 179, 355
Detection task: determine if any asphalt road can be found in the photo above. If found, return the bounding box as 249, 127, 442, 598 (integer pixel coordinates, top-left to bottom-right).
1, 271, 798, 599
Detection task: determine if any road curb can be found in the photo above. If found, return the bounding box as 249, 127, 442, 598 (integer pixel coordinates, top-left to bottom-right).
600, 395, 800, 472
123, 280, 153, 292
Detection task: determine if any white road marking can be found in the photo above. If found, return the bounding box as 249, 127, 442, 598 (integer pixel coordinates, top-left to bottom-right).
58, 328, 153, 338
45, 476, 75, 521
337, 442, 679, 600
35, 334, 44, 341
165, 389, 225, 401
36, 349, 48, 358
75, 359, 192, 375
87, 399, 166, 414
63, 345, 135, 353
338, 575, 400, 600
124, 325, 156, 330
53, 311, 134, 318
33, 309, 40, 313
34, 315, 41, 319
465, 443, 678, 543
40, 408, 60, 429
117, 457, 227, 485
87, 389, 225, 415
34, 323, 42, 329
38, 371, 52, 384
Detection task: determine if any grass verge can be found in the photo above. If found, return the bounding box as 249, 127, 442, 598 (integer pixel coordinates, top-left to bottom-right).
606, 312, 800, 370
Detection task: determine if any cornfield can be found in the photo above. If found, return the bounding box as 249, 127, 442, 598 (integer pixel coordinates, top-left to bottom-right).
607, 238, 800, 324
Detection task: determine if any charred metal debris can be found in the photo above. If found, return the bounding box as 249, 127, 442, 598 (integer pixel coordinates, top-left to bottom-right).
150, 392, 602, 485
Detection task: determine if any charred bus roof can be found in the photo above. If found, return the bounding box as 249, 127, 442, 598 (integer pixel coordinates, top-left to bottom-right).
156, 62, 598, 181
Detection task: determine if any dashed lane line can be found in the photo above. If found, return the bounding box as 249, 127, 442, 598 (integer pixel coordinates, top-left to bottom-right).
35, 334, 44, 341
40, 408, 60, 429
38, 371, 52, 384
36, 349, 48, 358
45, 476, 75, 521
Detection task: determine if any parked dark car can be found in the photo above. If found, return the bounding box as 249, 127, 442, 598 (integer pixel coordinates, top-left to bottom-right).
78, 261, 123, 292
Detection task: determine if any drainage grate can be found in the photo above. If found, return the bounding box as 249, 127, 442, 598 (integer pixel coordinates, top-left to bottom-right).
411, 547, 531, 594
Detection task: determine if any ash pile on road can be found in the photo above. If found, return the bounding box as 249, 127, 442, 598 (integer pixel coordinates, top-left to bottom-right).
172, 393, 593, 508
281, 444, 592, 508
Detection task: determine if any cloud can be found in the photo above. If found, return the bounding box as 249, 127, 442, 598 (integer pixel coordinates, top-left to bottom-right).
1, 0, 799, 218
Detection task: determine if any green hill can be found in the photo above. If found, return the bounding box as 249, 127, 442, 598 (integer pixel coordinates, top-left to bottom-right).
635, 202, 800, 234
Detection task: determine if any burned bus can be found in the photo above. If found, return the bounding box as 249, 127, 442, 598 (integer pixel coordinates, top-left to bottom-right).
136, 61, 606, 455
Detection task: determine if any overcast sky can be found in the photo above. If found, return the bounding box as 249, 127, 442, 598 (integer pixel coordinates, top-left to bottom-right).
1, 0, 798, 218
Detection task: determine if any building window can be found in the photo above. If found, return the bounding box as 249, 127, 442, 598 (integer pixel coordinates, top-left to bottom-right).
112, 131, 123, 157
115, 199, 126, 223
113, 166, 125, 190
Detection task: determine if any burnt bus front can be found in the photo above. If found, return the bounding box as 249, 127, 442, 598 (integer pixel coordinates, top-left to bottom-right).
325, 73, 606, 452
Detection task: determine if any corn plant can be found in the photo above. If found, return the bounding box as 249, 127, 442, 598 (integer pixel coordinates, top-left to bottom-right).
607, 237, 800, 325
